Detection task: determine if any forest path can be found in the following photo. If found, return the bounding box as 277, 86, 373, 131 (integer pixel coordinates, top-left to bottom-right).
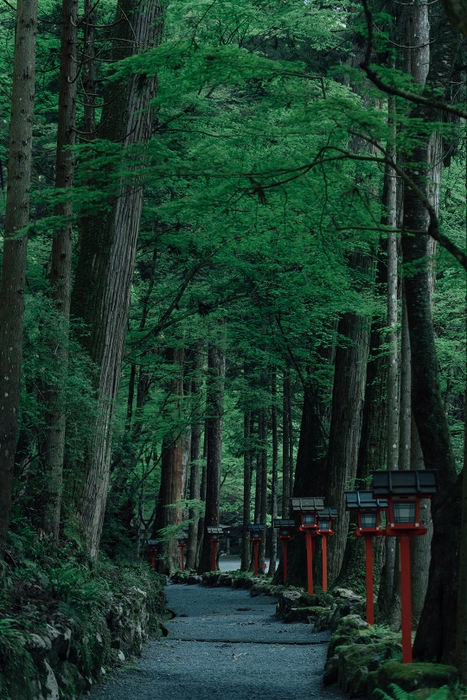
86, 583, 347, 700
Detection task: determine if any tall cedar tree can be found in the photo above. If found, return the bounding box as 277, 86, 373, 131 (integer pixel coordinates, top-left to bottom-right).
198, 341, 225, 573
42, 0, 78, 539
0, 0, 38, 556
71, 0, 163, 558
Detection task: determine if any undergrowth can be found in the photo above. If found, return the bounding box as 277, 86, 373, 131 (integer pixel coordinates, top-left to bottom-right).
0, 514, 166, 699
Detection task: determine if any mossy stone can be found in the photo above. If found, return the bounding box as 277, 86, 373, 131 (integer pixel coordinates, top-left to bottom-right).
411, 687, 457, 700
284, 605, 322, 623
299, 591, 334, 607
335, 640, 403, 696
369, 661, 458, 699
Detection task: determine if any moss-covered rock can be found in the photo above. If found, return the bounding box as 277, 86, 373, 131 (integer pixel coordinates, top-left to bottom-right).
336, 640, 402, 696
279, 604, 323, 623
0, 569, 167, 700
323, 654, 339, 685
300, 591, 335, 607
276, 584, 367, 634
275, 589, 335, 620
201, 571, 222, 586
276, 590, 302, 617
368, 661, 458, 699
324, 617, 403, 696
312, 606, 336, 632
411, 687, 457, 700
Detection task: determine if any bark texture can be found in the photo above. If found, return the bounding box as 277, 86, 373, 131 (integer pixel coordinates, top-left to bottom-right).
276, 383, 327, 586
324, 258, 371, 582
186, 343, 204, 570
0, 0, 37, 556
404, 164, 459, 663
269, 372, 279, 576
241, 412, 252, 571
73, 0, 163, 558
198, 342, 225, 573
402, 5, 462, 663
42, 0, 78, 539
154, 348, 185, 574
281, 369, 293, 518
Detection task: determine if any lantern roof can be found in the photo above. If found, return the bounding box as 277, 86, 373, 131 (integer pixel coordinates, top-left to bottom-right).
206, 526, 224, 534
290, 497, 325, 512
371, 470, 437, 497
345, 490, 388, 510
318, 507, 338, 520
247, 523, 265, 531
273, 518, 295, 528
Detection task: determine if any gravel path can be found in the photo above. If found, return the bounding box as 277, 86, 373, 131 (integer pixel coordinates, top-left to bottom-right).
86, 583, 347, 700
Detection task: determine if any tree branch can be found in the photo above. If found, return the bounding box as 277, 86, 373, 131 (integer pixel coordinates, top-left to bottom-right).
360, 0, 467, 119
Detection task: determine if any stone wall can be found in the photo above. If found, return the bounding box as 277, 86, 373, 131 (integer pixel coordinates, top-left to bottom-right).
0, 584, 167, 700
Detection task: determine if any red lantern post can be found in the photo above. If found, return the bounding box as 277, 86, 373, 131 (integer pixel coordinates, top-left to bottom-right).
345, 491, 387, 625
247, 524, 265, 574
290, 497, 325, 595
148, 539, 159, 570
372, 470, 437, 663
177, 534, 188, 572
206, 527, 223, 571
274, 519, 295, 583
317, 507, 338, 593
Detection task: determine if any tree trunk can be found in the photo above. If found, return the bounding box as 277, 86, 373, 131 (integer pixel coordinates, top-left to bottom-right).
181, 428, 191, 499
276, 383, 327, 586
153, 348, 185, 574
399, 293, 411, 470
81, 0, 96, 142
198, 340, 225, 573
282, 369, 293, 518
269, 371, 279, 576
0, 0, 37, 556
258, 405, 268, 572
196, 434, 207, 566
455, 124, 467, 684
380, 104, 401, 626
401, 4, 461, 662
338, 258, 388, 592
386, 158, 399, 471
241, 412, 252, 571
42, 0, 78, 539
73, 0, 163, 559
409, 127, 443, 628
403, 158, 459, 662
186, 342, 204, 570
324, 263, 371, 581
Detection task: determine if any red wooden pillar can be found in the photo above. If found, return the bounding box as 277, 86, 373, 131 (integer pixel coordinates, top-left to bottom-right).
321, 535, 328, 592
211, 540, 218, 571
364, 534, 374, 625
305, 530, 314, 594
400, 534, 412, 663
180, 546, 186, 572
283, 540, 288, 584
253, 541, 259, 575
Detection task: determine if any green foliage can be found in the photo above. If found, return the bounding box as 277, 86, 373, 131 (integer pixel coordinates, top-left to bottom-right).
0, 509, 166, 698
374, 684, 454, 700
0, 0, 465, 615
47, 562, 110, 608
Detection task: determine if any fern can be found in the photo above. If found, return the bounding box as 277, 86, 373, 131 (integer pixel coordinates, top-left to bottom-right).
372, 690, 396, 700
374, 684, 454, 700
389, 684, 419, 700
0, 617, 19, 638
